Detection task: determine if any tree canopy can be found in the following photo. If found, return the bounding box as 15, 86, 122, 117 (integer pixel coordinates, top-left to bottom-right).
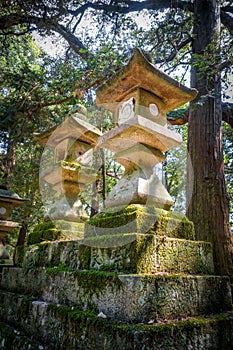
1, 1, 232, 121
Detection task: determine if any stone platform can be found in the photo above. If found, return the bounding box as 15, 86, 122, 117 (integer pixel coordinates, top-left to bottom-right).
0, 287, 232, 349
15, 234, 213, 274
0, 267, 231, 323
0, 204, 231, 349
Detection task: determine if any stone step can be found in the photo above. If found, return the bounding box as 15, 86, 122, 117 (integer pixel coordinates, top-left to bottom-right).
15, 233, 214, 274
0, 322, 49, 350
0, 289, 232, 350
1, 267, 231, 323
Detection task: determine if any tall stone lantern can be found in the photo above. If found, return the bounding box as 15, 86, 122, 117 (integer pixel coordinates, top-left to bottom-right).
0, 186, 27, 264
85, 48, 197, 238
96, 48, 197, 210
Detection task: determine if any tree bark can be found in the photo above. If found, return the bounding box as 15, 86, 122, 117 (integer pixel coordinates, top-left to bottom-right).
16, 222, 28, 247
187, 0, 233, 275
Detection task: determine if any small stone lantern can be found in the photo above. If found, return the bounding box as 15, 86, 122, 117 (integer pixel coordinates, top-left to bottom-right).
0, 185, 27, 264
35, 105, 102, 222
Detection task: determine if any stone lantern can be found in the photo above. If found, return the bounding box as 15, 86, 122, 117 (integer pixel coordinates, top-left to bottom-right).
96, 48, 197, 210
35, 105, 102, 222
0, 186, 27, 264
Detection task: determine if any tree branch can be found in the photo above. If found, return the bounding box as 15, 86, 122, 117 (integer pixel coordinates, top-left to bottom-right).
155, 38, 191, 64
67, 0, 193, 17
167, 102, 233, 127
221, 6, 233, 14
0, 13, 90, 59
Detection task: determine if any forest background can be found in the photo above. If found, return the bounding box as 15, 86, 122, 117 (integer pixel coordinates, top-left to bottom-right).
0, 0, 233, 275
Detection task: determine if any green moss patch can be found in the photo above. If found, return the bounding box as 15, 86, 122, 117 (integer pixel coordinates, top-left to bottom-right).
80, 233, 213, 274
27, 221, 66, 245
85, 204, 195, 240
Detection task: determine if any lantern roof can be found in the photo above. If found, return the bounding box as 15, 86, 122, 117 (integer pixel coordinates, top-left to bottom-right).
96, 48, 197, 112
0, 186, 28, 206
35, 114, 102, 148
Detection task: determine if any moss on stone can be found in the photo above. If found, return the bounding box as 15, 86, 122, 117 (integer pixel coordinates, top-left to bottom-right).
118, 312, 233, 334
24, 242, 51, 268
85, 204, 195, 240
47, 303, 97, 322
46, 264, 74, 276
80, 233, 213, 274
27, 221, 66, 245
72, 269, 123, 296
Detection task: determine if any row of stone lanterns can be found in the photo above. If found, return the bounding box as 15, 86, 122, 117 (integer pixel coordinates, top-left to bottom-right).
1, 48, 197, 258
37, 48, 197, 233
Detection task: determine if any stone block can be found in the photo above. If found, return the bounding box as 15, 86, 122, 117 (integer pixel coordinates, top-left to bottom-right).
0, 271, 232, 323
85, 204, 195, 240
14, 240, 81, 270
104, 171, 174, 210
81, 234, 214, 274
97, 115, 182, 153
14, 231, 212, 274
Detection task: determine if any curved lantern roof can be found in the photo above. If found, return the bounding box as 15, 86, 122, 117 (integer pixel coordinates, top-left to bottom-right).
35, 115, 102, 148
96, 48, 197, 113
0, 186, 28, 206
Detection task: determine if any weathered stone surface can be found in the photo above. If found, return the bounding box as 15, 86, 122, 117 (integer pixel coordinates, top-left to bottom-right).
35, 113, 102, 148
0, 270, 231, 323
114, 143, 165, 170
41, 162, 97, 189
1, 305, 233, 350
104, 170, 174, 210
97, 115, 182, 153
26, 221, 84, 245
14, 232, 212, 274
85, 205, 195, 240
0, 322, 49, 350
45, 197, 88, 222
14, 240, 81, 269
83, 234, 214, 274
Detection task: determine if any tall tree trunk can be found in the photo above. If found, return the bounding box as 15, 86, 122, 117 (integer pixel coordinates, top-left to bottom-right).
187, 0, 233, 275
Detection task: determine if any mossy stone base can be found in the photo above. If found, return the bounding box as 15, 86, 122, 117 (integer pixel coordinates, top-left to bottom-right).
84, 204, 195, 240
82, 233, 214, 274
14, 233, 214, 274
14, 240, 81, 269
54, 220, 85, 240
0, 289, 232, 349
27, 220, 84, 245
1, 271, 232, 324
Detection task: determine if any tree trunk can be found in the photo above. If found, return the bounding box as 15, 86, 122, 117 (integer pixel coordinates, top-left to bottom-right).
16, 222, 28, 247
187, 0, 233, 275
100, 148, 106, 209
